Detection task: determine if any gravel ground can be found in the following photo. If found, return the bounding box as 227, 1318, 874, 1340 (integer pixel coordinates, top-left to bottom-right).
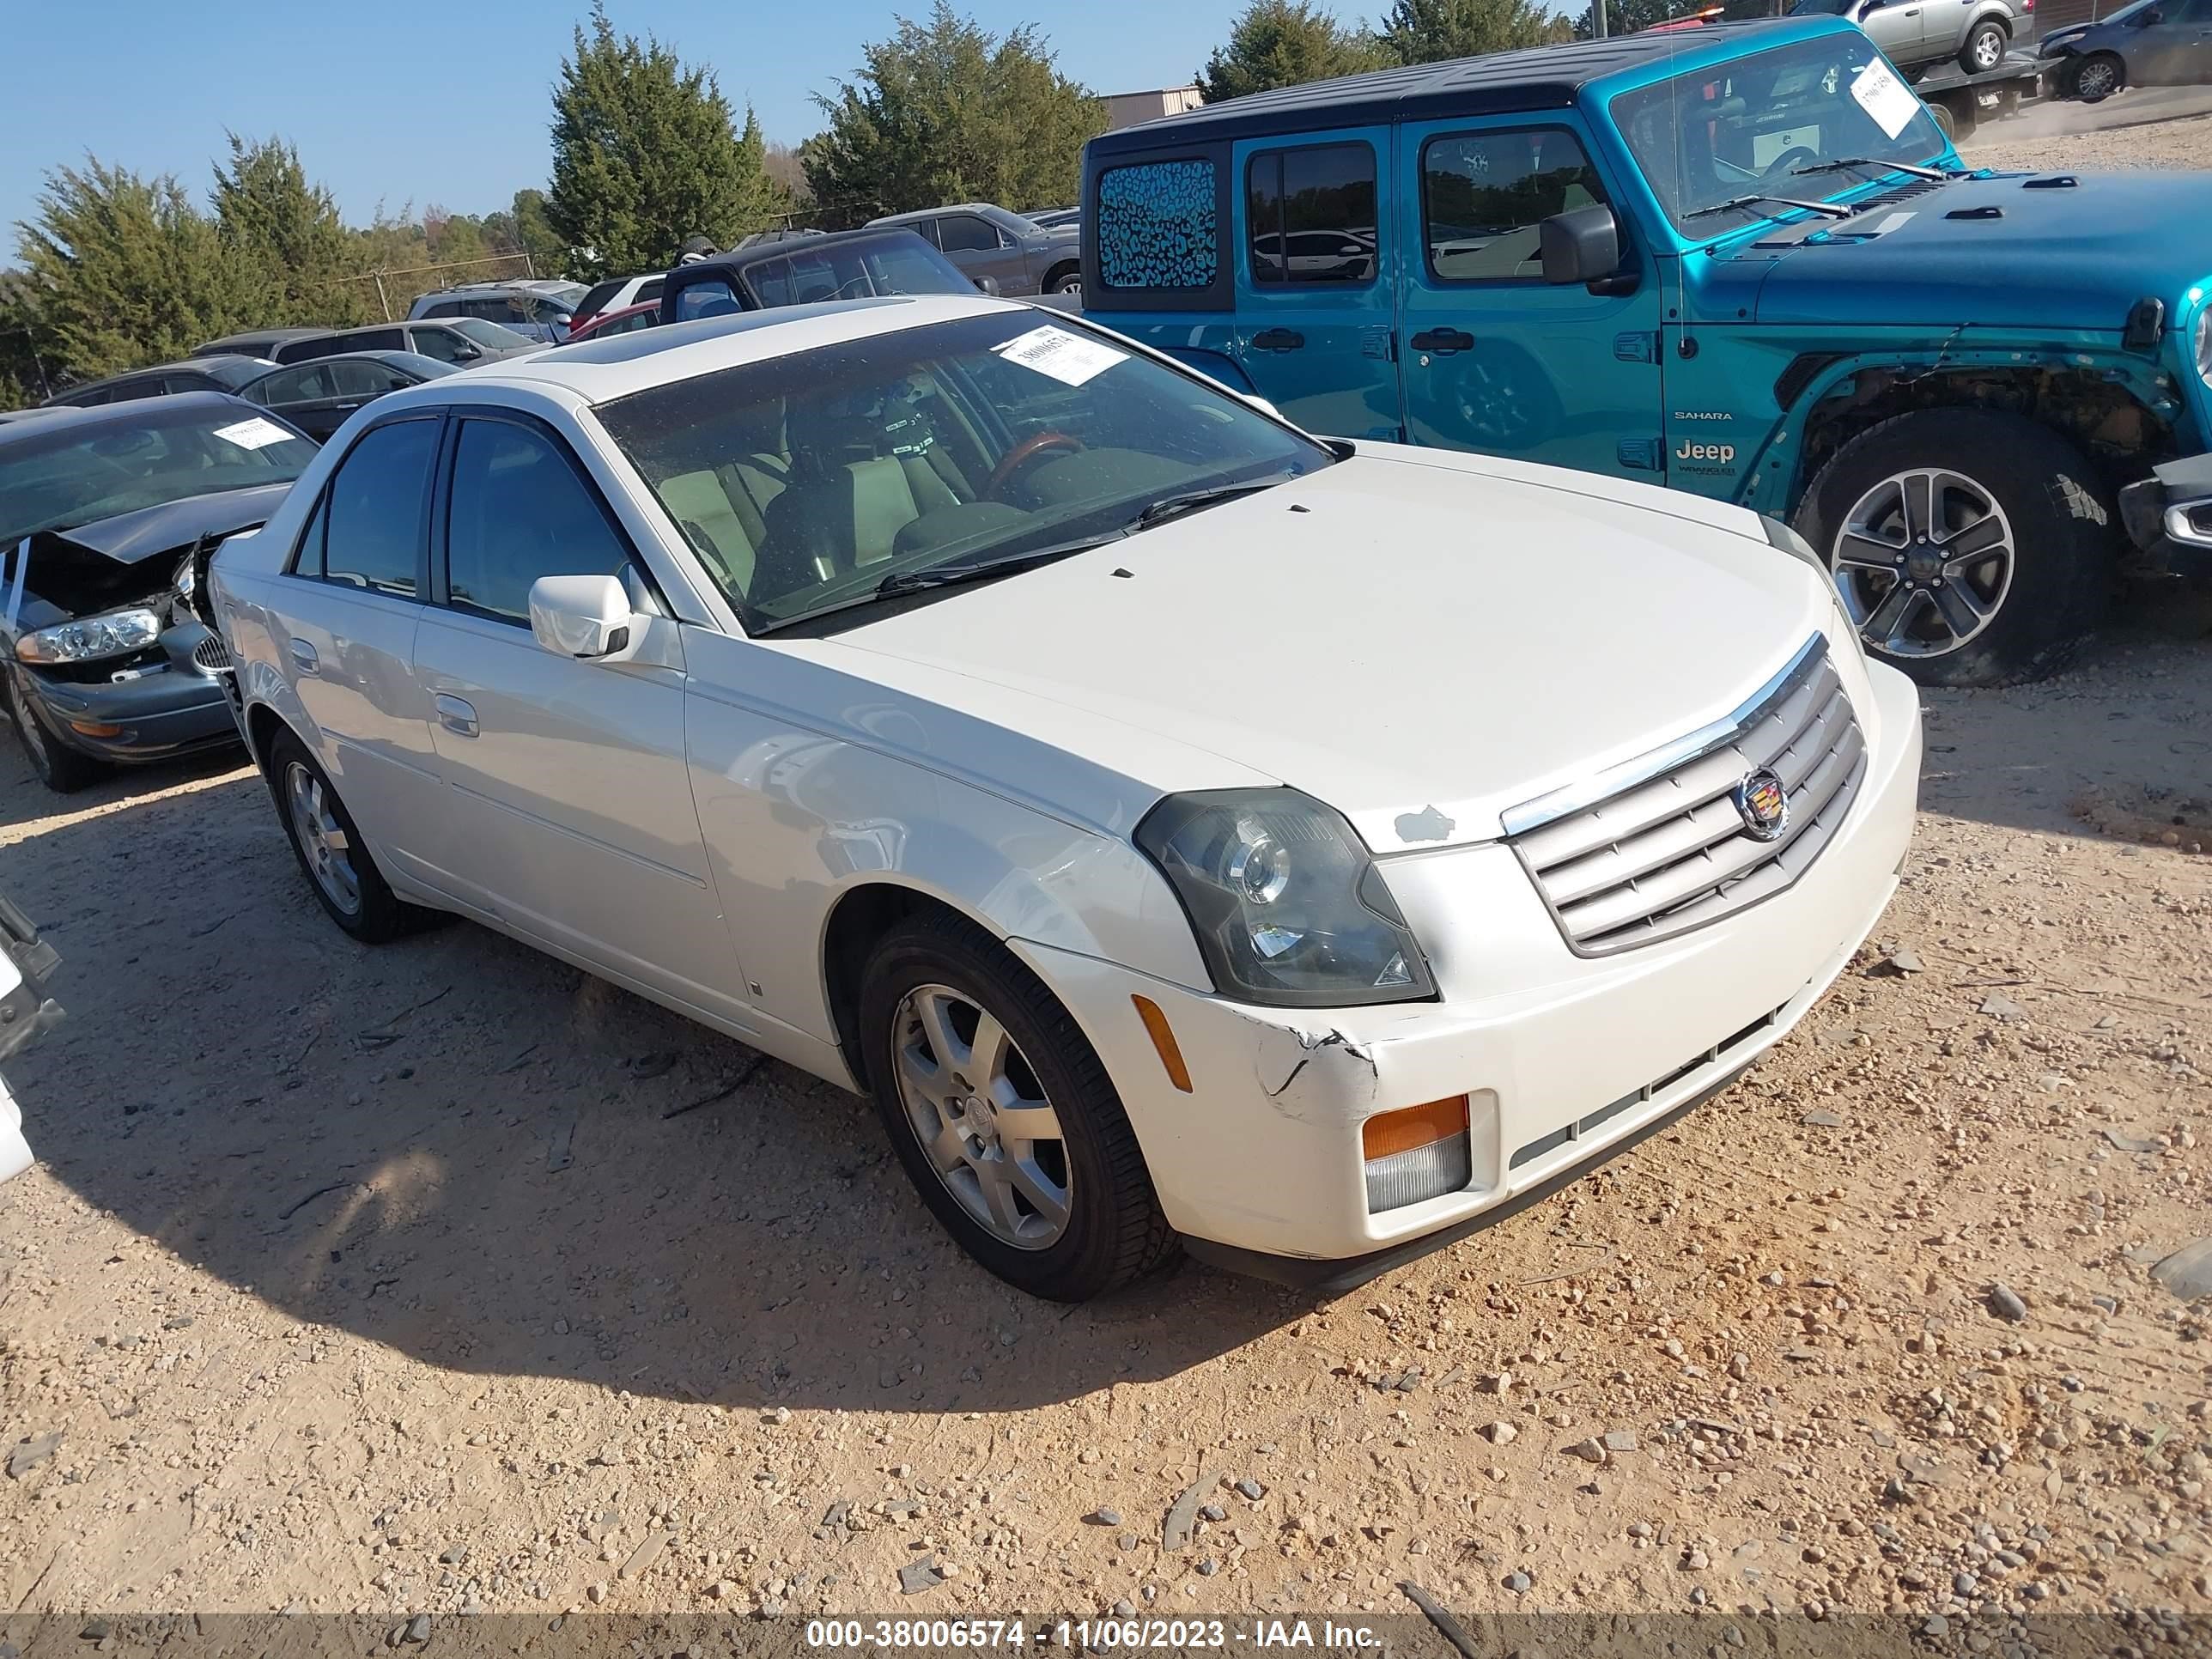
1966, 108, 2212, 171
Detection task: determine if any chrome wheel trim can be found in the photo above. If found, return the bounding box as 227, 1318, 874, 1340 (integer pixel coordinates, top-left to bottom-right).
1830, 466, 2015, 658
285, 760, 362, 917
890, 982, 1073, 1250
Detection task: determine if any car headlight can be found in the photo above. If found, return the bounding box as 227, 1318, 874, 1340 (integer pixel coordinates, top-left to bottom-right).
14, 607, 163, 665
1136, 787, 1435, 1007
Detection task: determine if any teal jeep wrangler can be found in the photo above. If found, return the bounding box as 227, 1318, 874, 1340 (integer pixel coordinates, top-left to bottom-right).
1079, 17, 2212, 685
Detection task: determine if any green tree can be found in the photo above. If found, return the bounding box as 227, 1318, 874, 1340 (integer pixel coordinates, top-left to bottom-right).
804, 3, 1105, 220
1197, 0, 1386, 101
0, 273, 57, 409
16, 159, 256, 382
1571, 0, 1690, 34
545, 3, 786, 277
492, 188, 570, 276
1379, 0, 1569, 63
211, 134, 364, 326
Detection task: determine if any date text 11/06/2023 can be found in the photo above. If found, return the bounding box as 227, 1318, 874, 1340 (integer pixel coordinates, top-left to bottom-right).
805, 1620, 1384, 1650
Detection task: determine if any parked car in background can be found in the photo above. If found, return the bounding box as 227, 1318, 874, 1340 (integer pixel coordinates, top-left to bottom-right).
657, 227, 985, 324
866, 204, 1083, 295
236, 352, 458, 441
42, 356, 271, 408
210, 294, 1918, 1301
563, 301, 660, 344
409, 280, 590, 343
1787, 0, 2028, 70
1082, 15, 2212, 687
2, 395, 316, 790
1029, 207, 1082, 229
0, 891, 63, 1187
271, 320, 539, 368
191, 327, 332, 362
571, 272, 666, 326
2040, 0, 2212, 99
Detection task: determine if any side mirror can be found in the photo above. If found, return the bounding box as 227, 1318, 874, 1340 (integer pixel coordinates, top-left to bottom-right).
454, 343, 482, 361
529, 573, 637, 660
974, 275, 1001, 297
1540, 204, 1635, 294
1860, 0, 1886, 12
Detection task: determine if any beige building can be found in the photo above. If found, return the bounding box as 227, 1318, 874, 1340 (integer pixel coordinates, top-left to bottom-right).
1103, 84, 1204, 131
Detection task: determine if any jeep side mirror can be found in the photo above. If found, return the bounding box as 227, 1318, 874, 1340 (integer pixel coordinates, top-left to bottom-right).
1540, 204, 1636, 295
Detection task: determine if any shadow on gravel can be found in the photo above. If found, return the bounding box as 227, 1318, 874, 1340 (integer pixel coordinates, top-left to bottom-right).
5, 769, 1297, 1418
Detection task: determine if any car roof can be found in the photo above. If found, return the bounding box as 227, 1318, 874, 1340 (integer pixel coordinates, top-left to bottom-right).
198, 327, 330, 349
43, 356, 268, 400
1088, 15, 1836, 151
1, 389, 256, 448
679, 225, 940, 276
252, 349, 449, 379
390, 295, 1015, 408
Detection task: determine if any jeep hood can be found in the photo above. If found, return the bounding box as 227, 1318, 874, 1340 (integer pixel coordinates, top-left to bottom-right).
813, 449, 1833, 853
1725, 171, 2212, 331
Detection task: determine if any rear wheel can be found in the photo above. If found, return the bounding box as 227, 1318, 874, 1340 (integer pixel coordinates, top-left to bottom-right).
2069, 52, 2124, 100
5, 668, 105, 794
265, 727, 416, 942
1960, 18, 2008, 73
1795, 409, 2113, 687
859, 913, 1175, 1301
1044, 263, 1083, 295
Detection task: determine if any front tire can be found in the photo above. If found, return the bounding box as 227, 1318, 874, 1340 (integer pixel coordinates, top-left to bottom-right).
264, 727, 415, 942
2069, 52, 2124, 101
1044, 264, 1083, 295
1960, 18, 2008, 73
5, 668, 106, 794
1795, 409, 2113, 688
858, 913, 1174, 1301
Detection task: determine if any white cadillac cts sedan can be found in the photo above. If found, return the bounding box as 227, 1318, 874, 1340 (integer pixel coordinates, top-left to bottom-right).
211, 295, 1921, 1301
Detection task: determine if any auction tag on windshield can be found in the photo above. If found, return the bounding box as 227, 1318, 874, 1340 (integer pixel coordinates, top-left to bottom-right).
1850, 58, 1921, 141
212, 416, 295, 451
994, 325, 1127, 387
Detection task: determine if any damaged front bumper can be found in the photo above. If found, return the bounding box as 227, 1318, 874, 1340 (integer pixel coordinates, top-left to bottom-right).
1012, 661, 1922, 1292
2119, 452, 2212, 582
14, 620, 239, 765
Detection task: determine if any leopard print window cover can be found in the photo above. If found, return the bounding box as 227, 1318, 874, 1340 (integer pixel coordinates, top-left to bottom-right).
1097, 160, 1218, 291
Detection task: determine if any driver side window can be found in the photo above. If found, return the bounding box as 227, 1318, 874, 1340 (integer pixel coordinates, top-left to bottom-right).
1421, 127, 1610, 283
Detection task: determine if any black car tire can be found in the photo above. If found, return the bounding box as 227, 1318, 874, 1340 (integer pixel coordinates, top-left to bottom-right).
1044, 263, 1083, 295
2068, 52, 2125, 100
1959, 18, 2008, 74
5, 667, 106, 794
264, 726, 420, 943
859, 911, 1176, 1302
1796, 410, 2113, 689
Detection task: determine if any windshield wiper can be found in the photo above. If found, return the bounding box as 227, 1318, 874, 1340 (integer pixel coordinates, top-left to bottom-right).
872, 536, 1121, 599
1683, 192, 1857, 222
1130, 474, 1298, 531
1790, 156, 1960, 181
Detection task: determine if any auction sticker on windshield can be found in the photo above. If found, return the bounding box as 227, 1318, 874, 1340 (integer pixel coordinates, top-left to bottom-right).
212, 416, 296, 451
1850, 58, 1921, 141
994, 325, 1127, 387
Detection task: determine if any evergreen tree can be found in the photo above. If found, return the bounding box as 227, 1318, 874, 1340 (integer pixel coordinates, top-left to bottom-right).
1379, 0, 1569, 64
545, 3, 786, 277
212, 134, 365, 325
1198, 0, 1387, 102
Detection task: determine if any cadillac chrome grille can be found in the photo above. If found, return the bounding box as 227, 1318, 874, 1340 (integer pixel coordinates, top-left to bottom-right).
1505, 636, 1865, 956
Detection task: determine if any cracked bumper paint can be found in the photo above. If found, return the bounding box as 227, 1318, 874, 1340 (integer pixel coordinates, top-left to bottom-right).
1012, 659, 1922, 1272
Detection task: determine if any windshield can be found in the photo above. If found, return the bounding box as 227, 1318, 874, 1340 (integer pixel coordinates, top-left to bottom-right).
1613, 33, 1948, 232
598, 309, 1334, 633
454, 319, 535, 349
0, 404, 314, 544
738, 239, 975, 309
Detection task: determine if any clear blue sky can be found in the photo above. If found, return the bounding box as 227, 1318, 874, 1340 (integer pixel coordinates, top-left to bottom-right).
8, 0, 1287, 246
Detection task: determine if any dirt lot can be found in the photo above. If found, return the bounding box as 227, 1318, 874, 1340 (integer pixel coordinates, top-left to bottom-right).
4, 117, 2212, 1631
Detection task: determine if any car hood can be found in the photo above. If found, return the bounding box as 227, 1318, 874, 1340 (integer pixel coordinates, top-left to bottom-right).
1723, 170, 2212, 331
35, 483, 295, 565
815, 448, 1832, 853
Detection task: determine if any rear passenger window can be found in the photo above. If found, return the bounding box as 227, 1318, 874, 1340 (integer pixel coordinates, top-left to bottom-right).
1097, 159, 1218, 291
1247, 143, 1376, 285
318, 419, 437, 597
673, 278, 742, 321
443, 420, 630, 624
1421, 128, 1609, 283
637, 276, 664, 304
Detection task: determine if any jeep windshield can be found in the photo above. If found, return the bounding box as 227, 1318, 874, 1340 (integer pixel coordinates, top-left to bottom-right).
1612, 33, 1949, 233
598, 309, 1335, 635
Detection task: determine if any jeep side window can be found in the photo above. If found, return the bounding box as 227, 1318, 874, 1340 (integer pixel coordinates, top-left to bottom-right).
1421, 129, 1609, 283
1247, 143, 1377, 286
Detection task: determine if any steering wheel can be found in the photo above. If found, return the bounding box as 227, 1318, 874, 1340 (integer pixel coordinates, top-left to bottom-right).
1762, 146, 1822, 180
985, 430, 1084, 498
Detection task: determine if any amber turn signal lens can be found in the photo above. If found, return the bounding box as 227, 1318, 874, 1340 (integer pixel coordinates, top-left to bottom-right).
67, 720, 123, 738
1362, 1096, 1470, 1161
1130, 994, 1193, 1093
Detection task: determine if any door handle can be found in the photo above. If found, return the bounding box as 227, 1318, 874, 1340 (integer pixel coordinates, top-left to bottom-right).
434, 694, 479, 738
1409, 327, 1474, 356
1249, 328, 1305, 351
288, 639, 319, 676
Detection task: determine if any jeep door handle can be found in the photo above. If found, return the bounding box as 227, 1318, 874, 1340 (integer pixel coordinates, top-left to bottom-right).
434, 694, 479, 738
1250, 328, 1305, 351
1409, 328, 1474, 356
288, 639, 319, 676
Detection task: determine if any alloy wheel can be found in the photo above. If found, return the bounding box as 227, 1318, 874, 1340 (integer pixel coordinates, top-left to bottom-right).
1972, 29, 2002, 69
285, 761, 362, 917
2073, 58, 2119, 99
890, 982, 1073, 1249
1831, 468, 2015, 658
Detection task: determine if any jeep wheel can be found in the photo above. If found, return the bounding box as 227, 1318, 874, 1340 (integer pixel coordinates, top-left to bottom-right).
2069, 52, 2124, 101
1959, 19, 2008, 74
1795, 410, 2113, 688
